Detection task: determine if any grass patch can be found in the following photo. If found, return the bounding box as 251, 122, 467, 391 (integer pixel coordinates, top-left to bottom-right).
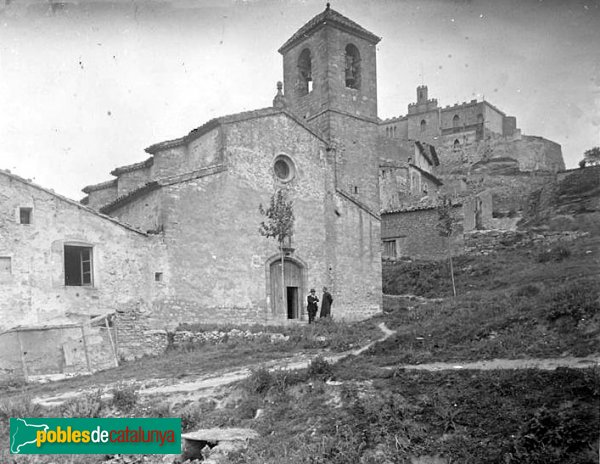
225, 367, 598, 463
111, 382, 139, 412
383, 236, 599, 298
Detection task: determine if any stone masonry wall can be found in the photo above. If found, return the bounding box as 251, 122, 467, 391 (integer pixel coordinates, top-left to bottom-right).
117, 166, 152, 197
381, 207, 464, 261
0, 173, 164, 331
464, 229, 588, 255
87, 184, 117, 210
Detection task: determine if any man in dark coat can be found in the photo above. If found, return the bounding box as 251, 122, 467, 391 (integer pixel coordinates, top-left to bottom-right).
307, 288, 319, 324
320, 287, 333, 318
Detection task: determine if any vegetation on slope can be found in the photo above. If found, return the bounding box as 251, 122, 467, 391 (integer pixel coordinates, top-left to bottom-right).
380, 237, 600, 362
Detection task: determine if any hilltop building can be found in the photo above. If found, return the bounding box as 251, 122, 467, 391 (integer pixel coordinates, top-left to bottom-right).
380, 85, 564, 173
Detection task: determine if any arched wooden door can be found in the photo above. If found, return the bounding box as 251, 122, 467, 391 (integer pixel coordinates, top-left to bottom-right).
270, 258, 304, 319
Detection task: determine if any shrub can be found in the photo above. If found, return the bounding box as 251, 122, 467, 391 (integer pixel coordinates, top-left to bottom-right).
62, 389, 104, 418
244, 366, 274, 396
0, 394, 41, 420
307, 356, 333, 380
514, 284, 541, 298
547, 282, 600, 322
148, 401, 171, 418
537, 245, 571, 263
111, 383, 139, 411
509, 402, 599, 463
179, 404, 203, 432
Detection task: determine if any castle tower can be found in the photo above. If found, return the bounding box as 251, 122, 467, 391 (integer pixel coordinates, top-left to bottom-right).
278, 4, 381, 211
417, 85, 428, 105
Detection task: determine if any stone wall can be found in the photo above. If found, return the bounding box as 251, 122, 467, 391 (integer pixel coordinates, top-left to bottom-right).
0, 324, 117, 381
115, 309, 289, 360
86, 183, 117, 209
0, 172, 164, 331
437, 132, 564, 175
464, 229, 588, 255
381, 206, 464, 261
117, 166, 152, 197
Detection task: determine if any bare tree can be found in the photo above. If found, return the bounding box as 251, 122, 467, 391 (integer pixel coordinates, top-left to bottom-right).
436, 195, 458, 297
259, 189, 295, 317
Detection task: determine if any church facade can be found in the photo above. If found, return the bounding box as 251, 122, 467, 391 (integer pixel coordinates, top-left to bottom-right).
0, 5, 385, 342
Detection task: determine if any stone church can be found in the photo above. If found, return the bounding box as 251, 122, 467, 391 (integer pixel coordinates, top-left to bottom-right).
1, 5, 389, 342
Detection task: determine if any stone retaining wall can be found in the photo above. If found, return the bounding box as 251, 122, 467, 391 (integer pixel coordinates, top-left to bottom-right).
464, 229, 587, 255
116, 318, 289, 360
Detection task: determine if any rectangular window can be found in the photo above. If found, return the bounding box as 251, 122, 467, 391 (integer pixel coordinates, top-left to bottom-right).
19, 207, 32, 224
383, 239, 397, 259
64, 245, 93, 286
0, 257, 11, 275
155, 272, 163, 282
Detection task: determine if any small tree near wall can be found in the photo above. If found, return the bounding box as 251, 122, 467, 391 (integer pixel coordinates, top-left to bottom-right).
436, 195, 458, 297
583, 147, 600, 166
259, 189, 295, 317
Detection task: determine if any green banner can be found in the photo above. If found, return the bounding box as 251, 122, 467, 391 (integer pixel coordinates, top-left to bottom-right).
9, 418, 181, 454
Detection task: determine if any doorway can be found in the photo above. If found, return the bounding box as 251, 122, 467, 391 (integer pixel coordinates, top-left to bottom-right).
269, 258, 304, 319
287, 287, 298, 319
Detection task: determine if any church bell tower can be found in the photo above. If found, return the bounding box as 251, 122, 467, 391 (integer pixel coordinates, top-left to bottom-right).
278, 4, 381, 211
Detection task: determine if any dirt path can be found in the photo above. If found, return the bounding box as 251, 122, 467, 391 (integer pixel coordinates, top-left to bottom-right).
35, 322, 396, 407
33, 324, 598, 407
392, 356, 599, 371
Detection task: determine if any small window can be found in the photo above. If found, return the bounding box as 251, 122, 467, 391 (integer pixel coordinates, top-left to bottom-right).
19, 207, 32, 224
353, 186, 359, 194
155, 272, 163, 282
453, 139, 460, 151
344, 44, 361, 89
273, 154, 296, 183
383, 240, 397, 259
64, 245, 93, 286
0, 257, 11, 275
420, 119, 426, 133
453, 114, 460, 131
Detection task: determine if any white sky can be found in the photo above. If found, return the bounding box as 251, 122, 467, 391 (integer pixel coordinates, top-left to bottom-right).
1, 0, 599, 199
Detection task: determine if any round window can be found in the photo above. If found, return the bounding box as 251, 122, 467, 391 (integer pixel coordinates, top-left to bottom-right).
273, 155, 296, 182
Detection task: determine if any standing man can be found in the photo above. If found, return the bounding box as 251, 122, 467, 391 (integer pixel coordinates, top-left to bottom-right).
307, 288, 319, 324
320, 287, 333, 318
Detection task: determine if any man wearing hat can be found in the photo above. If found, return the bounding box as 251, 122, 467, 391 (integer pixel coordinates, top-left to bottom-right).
307, 288, 319, 324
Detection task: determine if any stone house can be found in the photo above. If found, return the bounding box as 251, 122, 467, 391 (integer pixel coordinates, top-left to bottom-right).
379, 139, 442, 212
0, 170, 163, 332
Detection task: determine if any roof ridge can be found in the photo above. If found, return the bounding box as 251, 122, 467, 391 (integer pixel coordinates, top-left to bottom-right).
0, 169, 146, 235
110, 157, 154, 176
278, 6, 380, 54
82, 178, 117, 193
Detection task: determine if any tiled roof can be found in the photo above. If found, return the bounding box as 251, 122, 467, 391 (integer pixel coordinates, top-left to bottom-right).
383, 200, 462, 215
0, 169, 146, 235
99, 182, 160, 215
99, 164, 228, 214
145, 107, 327, 155
110, 157, 154, 176
278, 5, 380, 54
336, 188, 380, 220
82, 178, 117, 193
